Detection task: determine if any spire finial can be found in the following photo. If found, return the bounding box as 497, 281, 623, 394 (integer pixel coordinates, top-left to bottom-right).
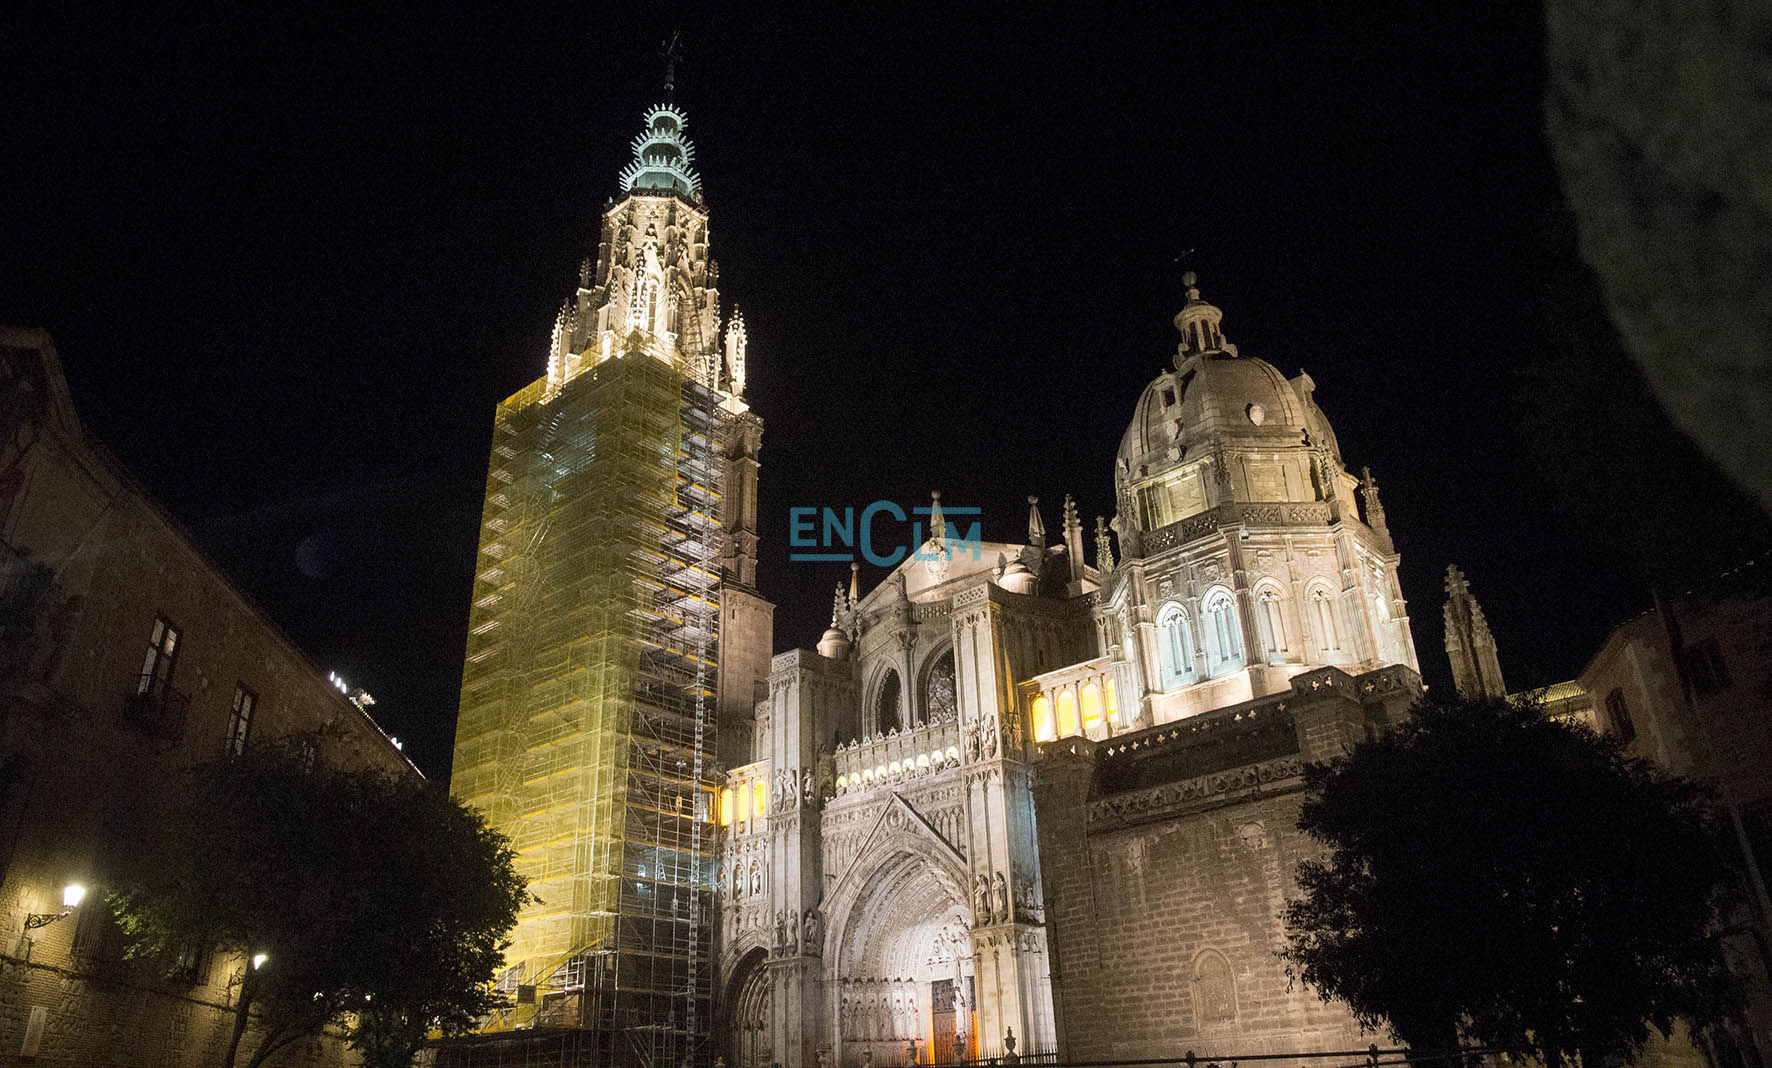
1182, 270, 1199, 297
849, 561, 860, 603
1027, 495, 1046, 548
660, 30, 683, 102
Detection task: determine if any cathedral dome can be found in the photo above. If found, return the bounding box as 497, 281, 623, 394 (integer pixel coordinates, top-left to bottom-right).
1113, 275, 1347, 523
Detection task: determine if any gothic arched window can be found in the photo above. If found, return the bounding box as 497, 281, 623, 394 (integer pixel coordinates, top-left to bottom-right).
1192, 950, 1237, 1026
1256, 586, 1288, 657
1032, 696, 1055, 743
1311, 586, 1339, 651
1203, 590, 1242, 674
1156, 602, 1193, 689
921, 650, 956, 725
876, 670, 902, 735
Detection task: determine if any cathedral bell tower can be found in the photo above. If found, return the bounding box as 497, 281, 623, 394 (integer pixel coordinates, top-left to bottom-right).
450, 90, 773, 1068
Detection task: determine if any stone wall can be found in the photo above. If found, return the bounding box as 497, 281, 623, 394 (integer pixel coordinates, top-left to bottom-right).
1034, 668, 1421, 1059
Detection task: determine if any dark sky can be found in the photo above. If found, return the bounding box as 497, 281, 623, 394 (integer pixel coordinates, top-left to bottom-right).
4, 6, 1765, 782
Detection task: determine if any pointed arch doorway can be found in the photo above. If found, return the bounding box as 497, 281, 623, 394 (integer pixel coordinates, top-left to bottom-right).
829, 846, 975, 1067
722, 947, 771, 1068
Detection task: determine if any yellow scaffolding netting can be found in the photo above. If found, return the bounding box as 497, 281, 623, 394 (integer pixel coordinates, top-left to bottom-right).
451, 338, 723, 1068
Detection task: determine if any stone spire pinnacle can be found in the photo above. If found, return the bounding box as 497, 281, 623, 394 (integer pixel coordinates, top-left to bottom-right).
618, 103, 701, 200
1094, 515, 1116, 573
1444, 565, 1505, 699
928, 490, 947, 546
1360, 466, 1394, 553
1027, 496, 1046, 550
848, 561, 860, 603
1062, 495, 1085, 581
1174, 271, 1238, 365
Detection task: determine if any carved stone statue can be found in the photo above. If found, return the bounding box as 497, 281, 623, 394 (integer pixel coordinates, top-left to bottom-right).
801, 909, 821, 951
802, 769, 814, 806
775, 910, 790, 950
992, 872, 1010, 922
973, 875, 993, 926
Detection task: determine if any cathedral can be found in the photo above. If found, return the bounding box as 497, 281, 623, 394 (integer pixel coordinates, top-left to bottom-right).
449, 93, 1425, 1068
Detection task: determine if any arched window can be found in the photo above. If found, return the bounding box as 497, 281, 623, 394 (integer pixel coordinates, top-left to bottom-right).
876, 670, 902, 735
1192, 950, 1237, 1026
718, 788, 734, 827
1256, 586, 1287, 656
1032, 696, 1055, 743
1056, 691, 1079, 738
921, 650, 956, 725
1311, 586, 1339, 651
1156, 602, 1193, 689
751, 779, 766, 820
1203, 590, 1242, 674
1081, 683, 1104, 732
1105, 677, 1120, 725
630, 273, 662, 333
737, 782, 751, 824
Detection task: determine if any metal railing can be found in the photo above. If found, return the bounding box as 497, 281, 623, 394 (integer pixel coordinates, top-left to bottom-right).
942, 1043, 1523, 1068
122, 673, 188, 741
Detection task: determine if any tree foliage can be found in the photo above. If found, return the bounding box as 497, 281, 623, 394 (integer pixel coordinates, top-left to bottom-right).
1281, 693, 1742, 1066
108, 738, 529, 1068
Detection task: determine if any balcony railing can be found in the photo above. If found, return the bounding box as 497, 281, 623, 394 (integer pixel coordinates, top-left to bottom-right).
123, 673, 188, 741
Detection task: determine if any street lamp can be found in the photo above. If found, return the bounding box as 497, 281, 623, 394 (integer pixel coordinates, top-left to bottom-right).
251, 952, 269, 971
25, 883, 87, 930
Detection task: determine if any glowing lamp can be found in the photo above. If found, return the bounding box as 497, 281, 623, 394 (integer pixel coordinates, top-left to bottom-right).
252, 952, 269, 971
25, 882, 88, 930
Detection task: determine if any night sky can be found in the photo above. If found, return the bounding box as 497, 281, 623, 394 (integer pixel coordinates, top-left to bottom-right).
5, 6, 1766, 782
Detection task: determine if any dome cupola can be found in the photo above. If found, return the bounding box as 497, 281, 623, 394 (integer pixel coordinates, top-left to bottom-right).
1173, 271, 1238, 366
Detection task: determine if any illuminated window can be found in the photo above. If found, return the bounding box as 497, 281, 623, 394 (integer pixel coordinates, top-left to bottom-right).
737, 783, 750, 824
1156, 602, 1193, 689
139, 616, 181, 697
752, 779, 766, 820
1032, 696, 1054, 742
1311, 587, 1339, 650
1056, 692, 1079, 738
1256, 587, 1287, 655
225, 685, 256, 757
719, 788, 734, 827
1105, 677, 1119, 724
1204, 590, 1242, 674
1081, 684, 1103, 732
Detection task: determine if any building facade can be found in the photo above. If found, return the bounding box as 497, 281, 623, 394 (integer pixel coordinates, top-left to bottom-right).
1577, 565, 1772, 1068
0, 328, 416, 1067
713, 274, 1422, 1067
447, 96, 1422, 1067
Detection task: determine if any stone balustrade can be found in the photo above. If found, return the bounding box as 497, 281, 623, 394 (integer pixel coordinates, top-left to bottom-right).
832, 718, 963, 795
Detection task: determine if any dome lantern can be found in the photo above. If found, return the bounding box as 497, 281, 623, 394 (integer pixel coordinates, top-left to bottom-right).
1173, 271, 1238, 367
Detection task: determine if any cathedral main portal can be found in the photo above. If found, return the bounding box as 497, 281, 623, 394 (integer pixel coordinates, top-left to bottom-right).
828, 845, 974, 1067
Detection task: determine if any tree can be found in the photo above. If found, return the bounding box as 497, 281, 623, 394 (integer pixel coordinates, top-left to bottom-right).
108, 738, 529, 1068
1281, 693, 1742, 1066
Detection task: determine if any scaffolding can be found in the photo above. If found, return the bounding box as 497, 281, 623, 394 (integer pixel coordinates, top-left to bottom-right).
448, 340, 722, 1068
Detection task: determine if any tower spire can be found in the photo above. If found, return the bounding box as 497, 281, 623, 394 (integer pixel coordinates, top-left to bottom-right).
1444, 565, 1506, 699
660, 31, 683, 102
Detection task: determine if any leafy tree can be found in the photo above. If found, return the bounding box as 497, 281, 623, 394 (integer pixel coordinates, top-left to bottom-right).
108, 738, 528, 1068
1281, 693, 1742, 1066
